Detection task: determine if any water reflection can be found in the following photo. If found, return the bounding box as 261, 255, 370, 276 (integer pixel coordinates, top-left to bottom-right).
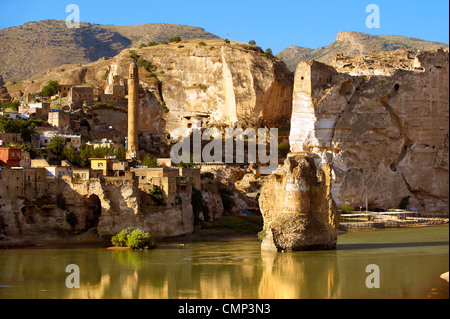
0, 226, 448, 299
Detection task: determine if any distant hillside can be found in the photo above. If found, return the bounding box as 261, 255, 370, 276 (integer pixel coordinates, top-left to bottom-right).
0, 20, 220, 81
277, 31, 449, 72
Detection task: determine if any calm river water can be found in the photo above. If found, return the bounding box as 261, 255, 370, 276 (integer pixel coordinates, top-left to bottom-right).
0, 225, 448, 299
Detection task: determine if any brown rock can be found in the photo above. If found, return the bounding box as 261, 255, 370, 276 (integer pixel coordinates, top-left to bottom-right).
259, 154, 340, 252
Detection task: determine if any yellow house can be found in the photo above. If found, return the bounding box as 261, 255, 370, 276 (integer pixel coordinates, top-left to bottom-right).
90, 158, 111, 176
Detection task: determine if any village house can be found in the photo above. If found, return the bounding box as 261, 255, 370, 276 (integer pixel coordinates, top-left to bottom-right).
0, 147, 22, 168
20, 151, 31, 168
72, 167, 91, 181
0, 132, 23, 145
90, 157, 129, 177
47, 110, 70, 131
86, 138, 119, 149
59, 85, 72, 98
39, 132, 81, 150
69, 86, 95, 107
131, 167, 201, 205
19, 102, 51, 118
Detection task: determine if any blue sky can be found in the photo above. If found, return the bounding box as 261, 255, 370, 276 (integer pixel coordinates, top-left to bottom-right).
0, 0, 448, 53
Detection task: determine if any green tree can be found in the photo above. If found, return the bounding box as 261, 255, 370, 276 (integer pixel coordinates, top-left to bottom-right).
63, 143, 78, 165
136, 58, 155, 72
141, 156, 159, 168
111, 227, 135, 247
265, 48, 273, 57
78, 144, 92, 167
115, 146, 126, 160
125, 229, 156, 250
148, 41, 158, 46
41, 80, 60, 97
149, 185, 165, 206
128, 50, 140, 61
248, 40, 256, 45
0, 115, 41, 142
0, 101, 20, 111
169, 36, 182, 43
47, 135, 66, 158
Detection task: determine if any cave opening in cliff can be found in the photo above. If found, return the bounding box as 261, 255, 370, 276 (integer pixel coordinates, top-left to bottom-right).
85, 195, 101, 230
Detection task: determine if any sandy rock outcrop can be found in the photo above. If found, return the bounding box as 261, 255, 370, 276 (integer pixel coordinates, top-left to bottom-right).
259, 154, 340, 252
289, 49, 449, 212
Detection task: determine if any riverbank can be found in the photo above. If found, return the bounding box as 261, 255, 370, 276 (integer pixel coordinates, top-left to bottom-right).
0, 216, 263, 249
1, 215, 448, 249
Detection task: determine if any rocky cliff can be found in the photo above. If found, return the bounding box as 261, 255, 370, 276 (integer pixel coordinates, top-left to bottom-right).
277, 31, 448, 72
289, 49, 449, 212
0, 174, 196, 238
103, 39, 293, 138
259, 154, 339, 252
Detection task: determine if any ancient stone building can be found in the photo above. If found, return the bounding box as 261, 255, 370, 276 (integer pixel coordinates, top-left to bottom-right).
69, 86, 95, 107
289, 49, 449, 212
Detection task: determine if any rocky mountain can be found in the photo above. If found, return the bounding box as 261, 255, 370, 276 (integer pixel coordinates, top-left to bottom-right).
0, 20, 220, 81
277, 31, 449, 72
6, 39, 293, 142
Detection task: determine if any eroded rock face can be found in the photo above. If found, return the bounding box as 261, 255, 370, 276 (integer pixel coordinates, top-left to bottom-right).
289, 49, 449, 212
259, 154, 339, 252
104, 40, 293, 138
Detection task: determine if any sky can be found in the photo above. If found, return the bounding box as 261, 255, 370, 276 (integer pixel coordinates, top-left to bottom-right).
0, 0, 448, 54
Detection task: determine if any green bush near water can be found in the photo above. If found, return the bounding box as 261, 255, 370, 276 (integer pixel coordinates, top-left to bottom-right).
112, 227, 156, 250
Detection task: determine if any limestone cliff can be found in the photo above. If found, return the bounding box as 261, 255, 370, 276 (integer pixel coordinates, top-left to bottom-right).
103, 39, 293, 138
258, 154, 339, 252
289, 49, 449, 212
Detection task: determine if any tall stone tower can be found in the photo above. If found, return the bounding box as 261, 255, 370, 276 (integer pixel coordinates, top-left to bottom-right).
127, 62, 139, 160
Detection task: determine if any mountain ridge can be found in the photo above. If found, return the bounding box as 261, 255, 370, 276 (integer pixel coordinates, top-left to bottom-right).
0, 19, 220, 81
277, 30, 449, 72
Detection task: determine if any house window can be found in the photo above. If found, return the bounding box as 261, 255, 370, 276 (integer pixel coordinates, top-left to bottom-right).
98, 163, 104, 168
82, 173, 87, 178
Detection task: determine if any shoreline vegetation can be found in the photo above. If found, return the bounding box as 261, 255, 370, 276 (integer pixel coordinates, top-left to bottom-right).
0, 214, 448, 250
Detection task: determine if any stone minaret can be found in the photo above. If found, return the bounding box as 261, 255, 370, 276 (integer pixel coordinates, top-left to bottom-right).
127, 62, 139, 160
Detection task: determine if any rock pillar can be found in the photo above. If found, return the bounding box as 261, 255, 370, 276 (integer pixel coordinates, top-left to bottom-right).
259, 153, 340, 252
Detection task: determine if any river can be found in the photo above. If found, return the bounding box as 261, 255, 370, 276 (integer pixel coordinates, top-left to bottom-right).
0, 225, 448, 299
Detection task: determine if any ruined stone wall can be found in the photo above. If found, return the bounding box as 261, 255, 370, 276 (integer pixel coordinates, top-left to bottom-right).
289, 49, 449, 212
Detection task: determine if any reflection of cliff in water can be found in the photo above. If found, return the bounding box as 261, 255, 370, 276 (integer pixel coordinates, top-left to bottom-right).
0, 227, 448, 299
258, 250, 340, 299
